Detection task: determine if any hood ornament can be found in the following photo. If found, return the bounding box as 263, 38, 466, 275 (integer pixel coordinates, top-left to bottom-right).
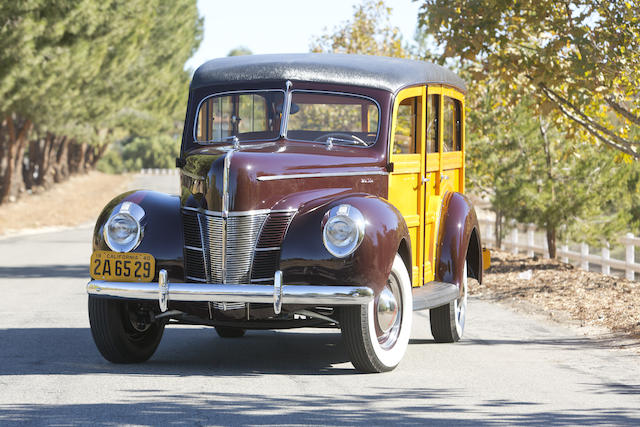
230, 135, 239, 149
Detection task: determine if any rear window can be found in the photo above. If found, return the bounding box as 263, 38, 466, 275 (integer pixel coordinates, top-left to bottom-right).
286, 91, 379, 146
194, 90, 284, 143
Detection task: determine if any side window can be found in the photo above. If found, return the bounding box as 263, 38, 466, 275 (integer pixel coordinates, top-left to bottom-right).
427, 94, 439, 153
443, 96, 461, 152
394, 97, 418, 154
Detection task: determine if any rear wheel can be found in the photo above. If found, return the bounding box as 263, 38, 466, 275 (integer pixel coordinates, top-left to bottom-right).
215, 326, 246, 338
430, 260, 468, 342
341, 254, 412, 373
88, 296, 165, 363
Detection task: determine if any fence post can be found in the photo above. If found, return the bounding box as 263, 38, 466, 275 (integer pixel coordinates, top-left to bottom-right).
601, 243, 610, 275
560, 245, 568, 263
626, 232, 635, 281
526, 226, 535, 257
581, 243, 589, 271
511, 226, 519, 255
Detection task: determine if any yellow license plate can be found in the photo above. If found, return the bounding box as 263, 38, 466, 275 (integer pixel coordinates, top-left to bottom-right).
90, 251, 155, 282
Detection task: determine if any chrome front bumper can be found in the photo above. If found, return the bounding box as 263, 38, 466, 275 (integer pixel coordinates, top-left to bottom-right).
87, 269, 374, 314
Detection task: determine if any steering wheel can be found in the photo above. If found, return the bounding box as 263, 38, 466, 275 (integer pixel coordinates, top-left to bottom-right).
313, 133, 368, 146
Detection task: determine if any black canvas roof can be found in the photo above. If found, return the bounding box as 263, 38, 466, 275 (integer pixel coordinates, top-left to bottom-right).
191, 53, 466, 93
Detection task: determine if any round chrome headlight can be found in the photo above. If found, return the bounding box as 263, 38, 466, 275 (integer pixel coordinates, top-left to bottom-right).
104, 202, 144, 252
322, 204, 365, 258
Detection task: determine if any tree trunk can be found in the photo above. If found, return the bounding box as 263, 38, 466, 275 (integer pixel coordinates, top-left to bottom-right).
1, 115, 32, 204
546, 226, 557, 259
37, 133, 62, 188
95, 143, 109, 167
77, 142, 88, 174
494, 209, 503, 249
53, 136, 70, 183
86, 143, 109, 169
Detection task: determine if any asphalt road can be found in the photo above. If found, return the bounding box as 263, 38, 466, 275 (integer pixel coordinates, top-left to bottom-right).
0, 174, 639, 425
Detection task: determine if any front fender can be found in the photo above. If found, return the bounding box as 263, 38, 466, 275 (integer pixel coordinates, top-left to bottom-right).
279, 194, 410, 295
93, 190, 184, 281
436, 192, 483, 292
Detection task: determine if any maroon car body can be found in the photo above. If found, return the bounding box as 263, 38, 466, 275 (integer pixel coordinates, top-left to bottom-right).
87, 54, 484, 373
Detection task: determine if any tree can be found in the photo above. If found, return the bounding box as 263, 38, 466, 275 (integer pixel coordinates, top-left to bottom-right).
310, 0, 410, 57
467, 82, 633, 258
98, 135, 180, 173
417, 0, 640, 159
0, 0, 202, 201
227, 46, 252, 56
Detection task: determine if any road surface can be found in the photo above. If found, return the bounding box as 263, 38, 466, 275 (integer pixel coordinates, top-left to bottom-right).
0, 174, 639, 425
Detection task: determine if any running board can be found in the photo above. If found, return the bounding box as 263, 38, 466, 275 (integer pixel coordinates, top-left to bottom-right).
412, 281, 459, 311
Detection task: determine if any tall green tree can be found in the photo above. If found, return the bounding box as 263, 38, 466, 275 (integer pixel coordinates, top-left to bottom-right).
227, 46, 252, 56
467, 83, 633, 257
418, 0, 640, 160
0, 0, 202, 201
310, 0, 410, 57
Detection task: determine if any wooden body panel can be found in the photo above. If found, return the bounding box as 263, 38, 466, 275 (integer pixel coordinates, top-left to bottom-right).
388, 85, 467, 288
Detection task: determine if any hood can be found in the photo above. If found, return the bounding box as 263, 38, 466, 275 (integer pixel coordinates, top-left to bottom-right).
180, 141, 387, 212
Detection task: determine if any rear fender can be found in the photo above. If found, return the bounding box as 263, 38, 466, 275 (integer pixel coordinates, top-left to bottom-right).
436, 192, 483, 294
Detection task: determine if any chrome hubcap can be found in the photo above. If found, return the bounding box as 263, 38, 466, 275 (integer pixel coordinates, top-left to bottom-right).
454, 262, 468, 335
376, 272, 403, 349
376, 287, 398, 333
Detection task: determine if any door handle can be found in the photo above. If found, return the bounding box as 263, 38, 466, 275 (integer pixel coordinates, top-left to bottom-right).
440, 175, 449, 181
422, 177, 430, 183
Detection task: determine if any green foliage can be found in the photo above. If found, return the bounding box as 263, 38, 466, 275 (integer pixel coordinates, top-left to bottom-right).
418, 0, 640, 159
310, 0, 410, 57
467, 82, 636, 255
0, 0, 202, 145
227, 46, 252, 56
98, 135, 179, 173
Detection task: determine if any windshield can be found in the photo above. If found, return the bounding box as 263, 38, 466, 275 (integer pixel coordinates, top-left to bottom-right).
194, 90, 284, 143
287, 91, 379, 146
193, 89, 380, 147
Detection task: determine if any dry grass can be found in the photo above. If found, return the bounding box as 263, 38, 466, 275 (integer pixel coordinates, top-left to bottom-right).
472, 249, 640, 342
0, 172, 132, 236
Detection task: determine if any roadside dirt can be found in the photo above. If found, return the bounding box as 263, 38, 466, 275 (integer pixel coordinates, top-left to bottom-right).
0, 172, 132, 236
472, 249, 640, 348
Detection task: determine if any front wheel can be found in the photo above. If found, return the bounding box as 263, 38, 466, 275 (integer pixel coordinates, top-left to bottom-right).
88, 296, 165, 363
341, 254, 413, 373
430, 260, 468, 342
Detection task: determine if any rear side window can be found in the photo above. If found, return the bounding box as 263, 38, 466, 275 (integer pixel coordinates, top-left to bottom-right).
427, 94, 439, 153
286, 91, 380, 146
443, 96, 461, 152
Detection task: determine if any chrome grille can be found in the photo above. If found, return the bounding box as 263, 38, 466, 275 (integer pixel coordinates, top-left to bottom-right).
183, 209, 295, 285
205, 213, 268, 284
251, 211, 296, 283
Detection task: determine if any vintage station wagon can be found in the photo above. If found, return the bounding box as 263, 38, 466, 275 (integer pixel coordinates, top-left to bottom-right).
87, 53, 488, 373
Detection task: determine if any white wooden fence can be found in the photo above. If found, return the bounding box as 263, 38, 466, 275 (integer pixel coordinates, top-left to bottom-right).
139, 168, 179, 175
478, 219, 640, 281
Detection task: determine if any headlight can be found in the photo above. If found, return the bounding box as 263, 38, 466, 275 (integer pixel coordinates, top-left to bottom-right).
104, 202, 145, 252
322, 204, 365, 257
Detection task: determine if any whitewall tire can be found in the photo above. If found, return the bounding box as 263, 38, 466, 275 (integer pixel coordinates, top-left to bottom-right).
430, 260, 468, 342
341, 254, 413, 373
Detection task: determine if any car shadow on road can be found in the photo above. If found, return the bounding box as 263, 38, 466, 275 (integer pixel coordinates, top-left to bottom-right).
0, 264, 87, 279
459, 336, 640, 351
0, 326, 355, 377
